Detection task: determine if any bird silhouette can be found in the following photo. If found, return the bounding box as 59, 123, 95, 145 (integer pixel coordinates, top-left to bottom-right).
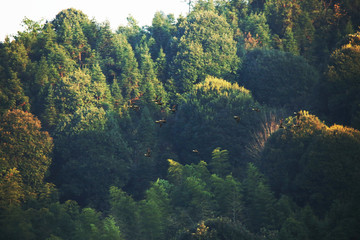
279, 119, 285, 129
155, 119, 166, 127
144, 148, 151, 157
19, 101, 27, 107
153, 95, 163, 105
251, 107, 261, 112
170, 105, 177, 113
130, 104, 140, 111
233, 115, 241, 123
294, 111, 301, 120
155, 99, 163, 106
192, 149, 199, 153
152, 95, 159, 102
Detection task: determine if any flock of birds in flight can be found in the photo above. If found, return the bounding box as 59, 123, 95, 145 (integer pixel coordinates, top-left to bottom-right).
127, 93, 302, 158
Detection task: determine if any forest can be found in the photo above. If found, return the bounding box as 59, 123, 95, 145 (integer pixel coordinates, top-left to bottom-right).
1, 0, 360, 239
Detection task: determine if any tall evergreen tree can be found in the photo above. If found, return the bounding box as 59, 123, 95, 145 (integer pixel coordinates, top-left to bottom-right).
0, 109, 53, 200
171, 9, 240, 92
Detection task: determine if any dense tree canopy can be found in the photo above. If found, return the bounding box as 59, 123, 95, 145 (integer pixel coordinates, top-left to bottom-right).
0, 109, 53, 202
241, 49, 319, 110
171, 9, 240, 92
323, 31, 360, 128
0, 2, 360, 239
169, 76, 261, 170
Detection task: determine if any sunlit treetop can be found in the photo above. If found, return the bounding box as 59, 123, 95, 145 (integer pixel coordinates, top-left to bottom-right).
194, 76, 250, 95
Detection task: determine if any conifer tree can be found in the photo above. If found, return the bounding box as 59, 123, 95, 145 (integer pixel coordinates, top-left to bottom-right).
171, 9, 240, 92
109, 186, 140, 240
42, 84, 57, 130
0, 109, 53, 199
323, 31, 360, 129
209, 148, 231, 178
242, 163, 277, 232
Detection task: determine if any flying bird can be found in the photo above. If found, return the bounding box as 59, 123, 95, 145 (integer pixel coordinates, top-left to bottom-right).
153, 95, 163, 105
170, 105, 177, 113
19, 101, 27, 107
144, 148, 151, 157
294, 111, 301, 120
155, 100, 163, 106
130, 104, 140, 111
152, 95, 159, 102
155, 119, 166, 127
279, 119, 285, 129
251, 107, 261, 112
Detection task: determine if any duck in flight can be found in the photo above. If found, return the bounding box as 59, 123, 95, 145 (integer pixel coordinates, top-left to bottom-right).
130, 104, 140, 111
153, 95, 163, 106
294, 111, 301, 120
170, 105, 176, 113
144, 148, 151, 157
279, 119, 285, 129
251, 107, 261, 112
155, 119, 166, 127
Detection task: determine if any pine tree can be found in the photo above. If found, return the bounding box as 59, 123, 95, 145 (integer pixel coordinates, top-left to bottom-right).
209, 148, 231, 178
242, 163, 277, 232
109, 186, 140, 240
42, 84, 57, 130
171, 9, 240, 92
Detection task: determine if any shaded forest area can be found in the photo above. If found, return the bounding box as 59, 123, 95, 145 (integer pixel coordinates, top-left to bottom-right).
1, 0, 360, 239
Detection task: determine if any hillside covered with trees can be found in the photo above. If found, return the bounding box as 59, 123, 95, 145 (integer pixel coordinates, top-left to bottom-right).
1, 0, 360, 239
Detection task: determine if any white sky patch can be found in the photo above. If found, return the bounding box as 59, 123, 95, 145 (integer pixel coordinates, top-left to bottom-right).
0, 0, 189, 41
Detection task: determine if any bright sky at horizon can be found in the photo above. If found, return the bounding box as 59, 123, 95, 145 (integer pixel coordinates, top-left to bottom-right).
0, 0, 189, 41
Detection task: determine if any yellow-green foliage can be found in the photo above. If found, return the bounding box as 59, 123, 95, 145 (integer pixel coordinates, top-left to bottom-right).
171, 76, 260, 169
282, 110, 327, 138
0, 168, 24, 206
262, 110, 360, 213
325, 31, 360, 128
0, 109, 53, 202
195, 76, 250, 96
327, 38, 360, 83
167, 159, 184, 184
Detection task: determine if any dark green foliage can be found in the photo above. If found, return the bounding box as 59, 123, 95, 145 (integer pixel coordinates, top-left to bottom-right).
170, 76, 261, 172
109, 186, 140, 240
209, 148, 231, 178
117, 16, 145, 51
0, 109, 53, 201
168, 160, 214, 224
148, 12, 177, 59
138, 179, 173, 240
1, 4, 360, 240
261, 111, 360, 215
175, 217, 260, 240
279, 217, 309, 240
241, 12, 272, 49
51, 8, 92, 65
241, 49, 319, 109
52, 113, 130, 209
0, 40, 30, 114
0, 201, 123, 240
242, 163, 277, 232
97, 24, 141, 100
171, 9, 240, 92
322, 199, 360, 240
210, 174, 242, 221
322, 31, 360, 129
